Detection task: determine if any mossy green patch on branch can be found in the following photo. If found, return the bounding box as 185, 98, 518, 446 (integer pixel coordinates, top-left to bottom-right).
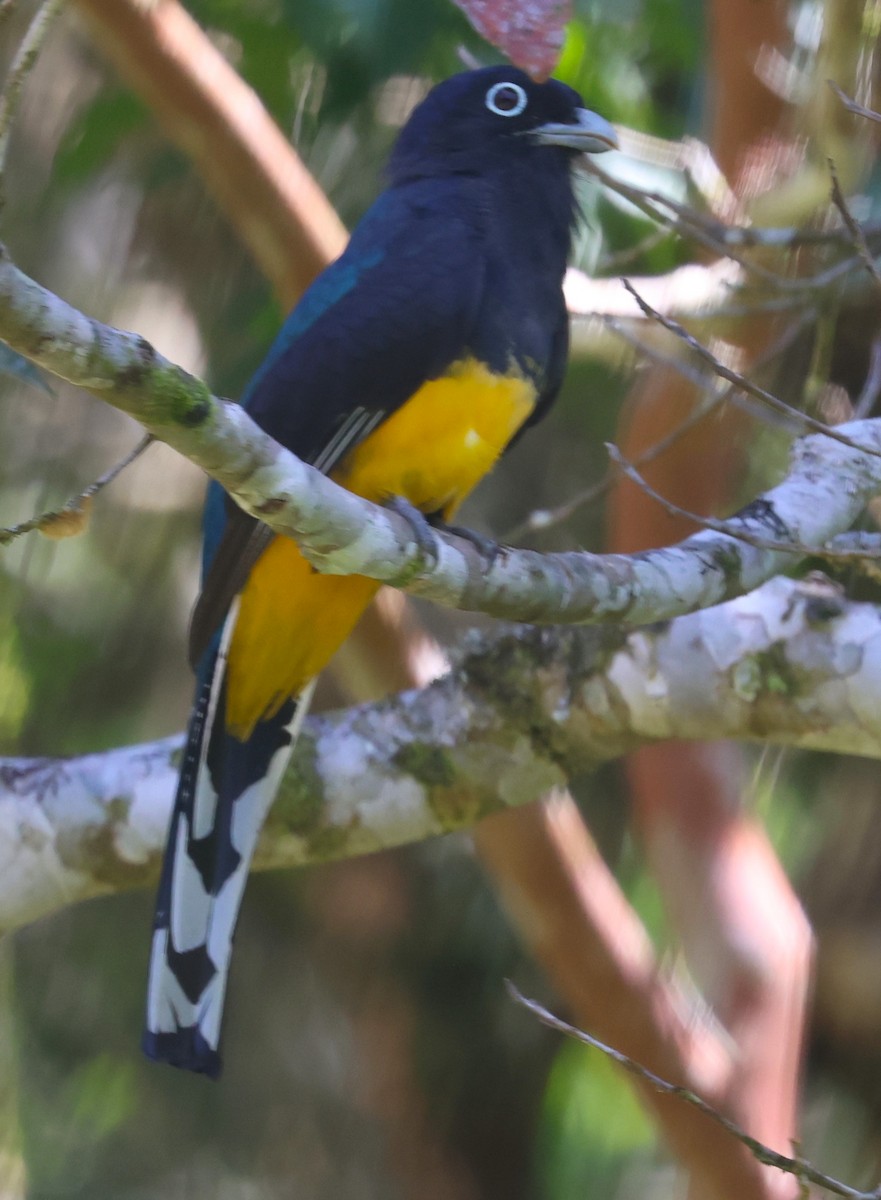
306, 821, 357, 862
425, 777, 496, 831
273, 735, 324, 838
711, 542, 747, 593
393, 742, 456, 788
143, 364, 214, 429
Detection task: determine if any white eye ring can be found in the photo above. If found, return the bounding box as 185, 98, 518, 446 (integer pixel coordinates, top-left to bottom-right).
485, 81, 528, 118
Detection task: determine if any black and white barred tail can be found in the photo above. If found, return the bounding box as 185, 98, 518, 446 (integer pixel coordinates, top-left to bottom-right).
143, 604, 314, 1077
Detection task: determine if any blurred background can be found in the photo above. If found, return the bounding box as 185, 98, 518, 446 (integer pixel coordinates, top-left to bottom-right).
2, 0, 881, 1196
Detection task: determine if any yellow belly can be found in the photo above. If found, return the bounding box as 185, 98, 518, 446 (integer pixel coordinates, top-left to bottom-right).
225, 358, 536, 737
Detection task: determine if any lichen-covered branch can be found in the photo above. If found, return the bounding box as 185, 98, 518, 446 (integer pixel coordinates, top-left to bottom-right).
1, 575, 877, 935
2, 247, 881, 630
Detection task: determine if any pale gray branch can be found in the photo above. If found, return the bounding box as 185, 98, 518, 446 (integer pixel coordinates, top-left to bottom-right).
2, 248, 881, 629
1, 576, 878, 935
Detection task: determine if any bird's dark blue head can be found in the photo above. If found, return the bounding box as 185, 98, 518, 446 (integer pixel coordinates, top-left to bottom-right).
387, 66, 616, 187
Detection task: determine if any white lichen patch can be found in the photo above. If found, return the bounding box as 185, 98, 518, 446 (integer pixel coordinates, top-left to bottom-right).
0, 794, 92, 931
317, 733, 440, 853
843, 627, 881, 743
702, 609, 767, 671
607, 633, 672, 738
119, 766, 175, 863
358, 775, 441, 848
311, 517, 381, 576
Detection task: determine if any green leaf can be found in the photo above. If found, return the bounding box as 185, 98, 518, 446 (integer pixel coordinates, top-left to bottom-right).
64, 1055, 138, 1141
54, 91, 148, 186
538, 1039, 656, 1196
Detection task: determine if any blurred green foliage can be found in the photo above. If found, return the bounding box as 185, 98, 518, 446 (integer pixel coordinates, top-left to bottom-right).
538, 1041, 655, 1197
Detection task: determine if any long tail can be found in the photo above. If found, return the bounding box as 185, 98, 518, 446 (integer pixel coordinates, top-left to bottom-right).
143, 606, 314, 1077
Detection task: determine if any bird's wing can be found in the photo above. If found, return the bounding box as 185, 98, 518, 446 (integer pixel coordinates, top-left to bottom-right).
510, 303, 570, 447
189, 180, 488, 666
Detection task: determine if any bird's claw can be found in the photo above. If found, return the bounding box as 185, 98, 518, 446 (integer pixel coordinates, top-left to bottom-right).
385, 496, 440, 566
384, 498, 502, 568
440, 522, 501, 565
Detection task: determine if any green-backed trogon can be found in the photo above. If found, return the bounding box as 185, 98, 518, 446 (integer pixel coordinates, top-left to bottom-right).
143, 65, 617, 1076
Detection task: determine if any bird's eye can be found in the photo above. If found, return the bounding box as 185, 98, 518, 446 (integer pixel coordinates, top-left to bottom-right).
485, 82, 528, 118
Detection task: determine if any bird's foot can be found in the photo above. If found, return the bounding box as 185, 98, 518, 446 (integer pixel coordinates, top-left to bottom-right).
438, 521, 501, 565
384, 496, 440, 567
384, 498, 502, 569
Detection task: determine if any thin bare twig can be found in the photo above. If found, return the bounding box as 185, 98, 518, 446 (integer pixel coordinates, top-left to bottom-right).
508, 984, 881, 1200
584, 160, 804, 289
829, 80, 881, 125
586, 159, 880, 297
828, 158, 881, 298
589, 143, 881, 253
855, 334, 881, 419
598, 225, 673, 272
606, 444, 803, 552
508, 315, 812, 540
608, 443, 881, 569
507, 375, 726, 540
614, 441, 881, 576
0, 435, 153, 545
0, 0, 64, 180
607, 319, 722, 389
621, 279, 881, 458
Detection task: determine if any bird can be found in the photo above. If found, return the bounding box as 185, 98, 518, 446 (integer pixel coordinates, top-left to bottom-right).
142, 64, 617, 1077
